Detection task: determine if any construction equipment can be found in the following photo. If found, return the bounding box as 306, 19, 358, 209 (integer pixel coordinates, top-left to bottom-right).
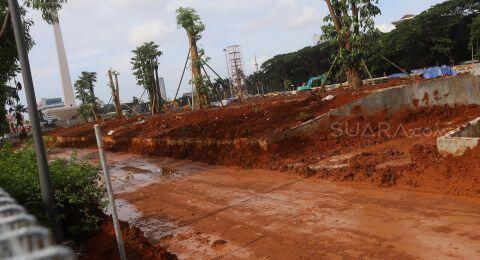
297, 75, 326, 91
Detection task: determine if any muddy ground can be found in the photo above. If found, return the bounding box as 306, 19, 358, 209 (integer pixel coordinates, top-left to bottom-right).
51, 78, 480, 198
53, 148, 480, 259
80, 217, 177, 260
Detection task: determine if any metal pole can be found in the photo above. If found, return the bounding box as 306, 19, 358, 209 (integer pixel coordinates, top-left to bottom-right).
94, 125, 126, 260
7, 0, 62, 241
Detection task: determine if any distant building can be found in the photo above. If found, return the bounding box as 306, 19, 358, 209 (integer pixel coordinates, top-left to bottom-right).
40, 98, 64, 109
39, 97, 65, 123
159, 77, 167, 101
393, 14, 416, 27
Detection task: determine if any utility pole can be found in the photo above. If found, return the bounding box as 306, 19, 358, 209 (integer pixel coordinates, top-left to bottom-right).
7, 0, 62, 240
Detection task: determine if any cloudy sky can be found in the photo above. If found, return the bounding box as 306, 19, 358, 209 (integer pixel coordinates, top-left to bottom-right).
21, 0, 446, 105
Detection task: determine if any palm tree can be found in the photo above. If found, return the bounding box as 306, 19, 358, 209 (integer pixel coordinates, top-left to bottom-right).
14, 104, 27, 128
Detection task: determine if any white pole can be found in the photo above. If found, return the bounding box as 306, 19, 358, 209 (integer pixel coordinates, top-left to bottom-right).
94, 125, 126, 260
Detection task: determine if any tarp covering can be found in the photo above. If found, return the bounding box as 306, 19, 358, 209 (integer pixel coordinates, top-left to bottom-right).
388, 73, 409, 79
421, 66, 458, 79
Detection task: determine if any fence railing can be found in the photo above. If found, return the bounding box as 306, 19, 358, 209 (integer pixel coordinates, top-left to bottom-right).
0, 188, 74, 260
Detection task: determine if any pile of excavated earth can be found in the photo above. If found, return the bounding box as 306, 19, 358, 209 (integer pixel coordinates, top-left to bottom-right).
51, 75, 480, 198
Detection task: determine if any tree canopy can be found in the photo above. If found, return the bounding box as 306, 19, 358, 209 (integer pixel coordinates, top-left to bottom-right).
175, 7, 205, 41
247, 0, 479, 94
74, 71, 99, 121
131, 41, 163, 114
322, 0, 381, 89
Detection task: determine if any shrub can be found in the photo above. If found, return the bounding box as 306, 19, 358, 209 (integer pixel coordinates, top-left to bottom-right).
0, 143, 104, 240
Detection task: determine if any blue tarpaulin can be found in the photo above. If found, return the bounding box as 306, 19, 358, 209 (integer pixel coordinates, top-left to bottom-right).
388, 73, 409, 79
420, 66, 458, 79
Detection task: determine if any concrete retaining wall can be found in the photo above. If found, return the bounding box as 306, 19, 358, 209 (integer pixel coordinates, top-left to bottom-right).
273, 74, 480, 141
437, 117, 480, 156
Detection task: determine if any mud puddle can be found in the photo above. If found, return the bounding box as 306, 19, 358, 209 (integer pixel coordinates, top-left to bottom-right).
50, 148, 480, 259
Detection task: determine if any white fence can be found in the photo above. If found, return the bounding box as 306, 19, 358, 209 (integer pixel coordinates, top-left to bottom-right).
0, 188, 74, 260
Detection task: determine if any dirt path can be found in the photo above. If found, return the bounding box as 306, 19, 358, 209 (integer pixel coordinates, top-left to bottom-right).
52, 149, 480, 259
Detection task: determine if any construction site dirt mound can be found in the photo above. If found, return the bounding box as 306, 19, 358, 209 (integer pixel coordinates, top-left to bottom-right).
50, 80, 480, 197
80, 217, 177, 260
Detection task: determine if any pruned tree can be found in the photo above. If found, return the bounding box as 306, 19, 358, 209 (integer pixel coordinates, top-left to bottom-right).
74, 72, 100, 121
321, 0, 381, 89
108, 69, 122, 119
176, 6, 208, 108
131, 41, 163, 114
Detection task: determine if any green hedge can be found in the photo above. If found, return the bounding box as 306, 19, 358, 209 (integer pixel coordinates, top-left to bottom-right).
0, 144, 104, 240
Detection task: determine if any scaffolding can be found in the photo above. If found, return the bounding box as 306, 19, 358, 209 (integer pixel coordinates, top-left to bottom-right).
226, 45, 246, 98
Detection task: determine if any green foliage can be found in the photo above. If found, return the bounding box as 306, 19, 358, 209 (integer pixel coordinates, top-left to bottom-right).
1, 0, 67, 135
0, 144, 104, 240
74, 71, 99, 120
175, 7, 205, 40
246, 43, 339, 93
24, 0, 68, 24
370, 0, 479, 73
321, 0, 381, 72
13, 103, 26, 127
1, 1, 34, 136
131, 42, 162, 90
251, 0, 480, 90
131, 41, 163, 113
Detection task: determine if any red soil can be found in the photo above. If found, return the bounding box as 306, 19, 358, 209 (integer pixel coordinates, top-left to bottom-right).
51, 78, 480, 197
81, 218, 177, 260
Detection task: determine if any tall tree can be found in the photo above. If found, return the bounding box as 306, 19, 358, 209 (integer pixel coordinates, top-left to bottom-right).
176, 6, 208, 108
131, 41, 163, 114
322, 0, 380, 89
74, 72, 100, 121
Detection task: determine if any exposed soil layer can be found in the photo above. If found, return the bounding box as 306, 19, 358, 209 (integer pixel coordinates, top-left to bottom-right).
81, 217, 177, 260
51, 78, 480, 197
56, 148, 480, 259
52, 80, 410, 142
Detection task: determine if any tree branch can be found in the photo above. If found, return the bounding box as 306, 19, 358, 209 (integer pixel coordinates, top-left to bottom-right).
0, 8, 11, 41
351, 2, 359, 34
324, 0, 342, 33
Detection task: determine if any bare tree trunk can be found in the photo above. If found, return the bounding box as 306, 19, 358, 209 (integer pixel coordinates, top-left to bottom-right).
151, 81, 157, 115
154, 65, 162, 112
0, 8, 10, 41
113, 73, 123, 118
346, 66, 363, 90
188, 34, 207, 108
324, 0, 341, 33
108, 70, 122, 119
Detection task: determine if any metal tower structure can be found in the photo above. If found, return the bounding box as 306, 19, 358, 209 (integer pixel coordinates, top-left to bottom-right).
226, 45, 246, 98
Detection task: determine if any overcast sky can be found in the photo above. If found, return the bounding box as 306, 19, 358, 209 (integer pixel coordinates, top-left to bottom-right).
19, 0, 446, 105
